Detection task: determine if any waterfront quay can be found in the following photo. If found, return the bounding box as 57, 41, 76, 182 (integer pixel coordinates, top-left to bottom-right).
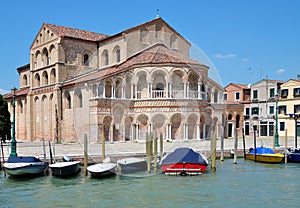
1, 136, 295, 163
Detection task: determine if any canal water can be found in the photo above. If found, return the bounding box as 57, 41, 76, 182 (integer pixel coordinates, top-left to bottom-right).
1, 159, 300, 208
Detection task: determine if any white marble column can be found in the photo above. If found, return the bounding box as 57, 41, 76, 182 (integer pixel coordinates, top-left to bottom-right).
110, 125, 113, 142
198, 83, 201, 99
136, 124, 139, 141
166, 82, 169, 98
203, 124, 206, 139
183, 82, 187, 98
187, 82, 190, 98
131, 83, 134, 99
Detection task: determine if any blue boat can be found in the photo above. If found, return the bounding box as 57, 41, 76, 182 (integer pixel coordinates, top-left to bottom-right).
3, 156, 49, 177
287, 148, 300, 163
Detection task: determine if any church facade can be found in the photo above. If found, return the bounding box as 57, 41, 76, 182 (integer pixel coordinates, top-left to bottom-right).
5, 18, 225, 143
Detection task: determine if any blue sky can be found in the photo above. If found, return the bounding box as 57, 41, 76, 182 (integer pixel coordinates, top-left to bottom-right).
0, 0, 299, 94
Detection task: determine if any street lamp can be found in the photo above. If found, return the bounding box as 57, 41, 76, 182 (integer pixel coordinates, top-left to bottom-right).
10, 86, 17, 157
274, 93, 280, 147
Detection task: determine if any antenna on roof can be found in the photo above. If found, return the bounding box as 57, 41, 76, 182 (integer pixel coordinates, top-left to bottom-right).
156, 9, 160, 18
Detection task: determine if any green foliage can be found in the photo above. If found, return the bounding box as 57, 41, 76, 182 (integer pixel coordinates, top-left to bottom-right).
0, 94, 11, 141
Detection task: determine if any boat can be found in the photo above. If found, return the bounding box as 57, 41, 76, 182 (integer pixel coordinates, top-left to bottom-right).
161, 148, 208, 176
245, 146, 284, 163
49, 156, 81, 177
3, 156, 49, 177
286, 148, 300, 163
117, 157, 147, 173
87, 163, 117, 178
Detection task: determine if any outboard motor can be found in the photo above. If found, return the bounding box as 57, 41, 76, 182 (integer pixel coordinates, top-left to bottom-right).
62, 155, 72, 162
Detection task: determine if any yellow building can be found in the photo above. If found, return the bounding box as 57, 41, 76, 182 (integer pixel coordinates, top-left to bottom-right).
278, 79, 300, 147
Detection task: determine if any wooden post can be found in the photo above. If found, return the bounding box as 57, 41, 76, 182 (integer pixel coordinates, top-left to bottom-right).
210, 122, 217, 172
233, 129, 238, 164
101, 131, 105, 161
160, 132, 163, 160
146, 132, 151, 173
153, 132, 158, 171
42, 138, 46, 161
1, 139, 6, 177
84, 134, 88, 176
242, 128, 246, 160
48, 141, 53, 164
220, 127, 224, 162
285, 129, 288, 164
254, 130, 257, 162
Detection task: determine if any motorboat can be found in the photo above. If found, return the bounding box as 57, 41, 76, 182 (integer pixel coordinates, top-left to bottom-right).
245, 146, 284, 163
161, 148, 208, 176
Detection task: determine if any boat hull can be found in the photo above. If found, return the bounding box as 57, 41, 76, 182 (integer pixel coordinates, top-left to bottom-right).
49, 161, 81, 177
287, 153, 300, 163
4, 162, 48, 176
87, 163, 117, 178
245, 153, 284, 163
117, 158, 147, 173
161, 163, 207, 176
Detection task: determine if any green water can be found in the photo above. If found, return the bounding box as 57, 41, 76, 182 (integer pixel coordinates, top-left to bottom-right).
1, 159, 300, 208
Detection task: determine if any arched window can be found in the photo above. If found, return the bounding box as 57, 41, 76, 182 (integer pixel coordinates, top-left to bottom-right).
170, 34, 178, 49
102, 50, 109, 66
83, 54, 89, 66
113, 46, 121, 63
35, 73, 41, 87
75, 90, 83, 108
155, 24, 163, 40
42, 71, 48, 86
65, 92, 71, 109
42, 48, 49, 66
116, 49, 120, 62
23, 75, 28, 86
50, 68, 56, 84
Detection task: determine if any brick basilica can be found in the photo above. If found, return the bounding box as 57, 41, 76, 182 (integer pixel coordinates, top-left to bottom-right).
5, 17, 225, 143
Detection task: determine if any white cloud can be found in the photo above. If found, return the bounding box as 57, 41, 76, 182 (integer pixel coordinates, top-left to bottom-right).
0, 89, 9, 95
215, 53, 237, 59
241, 58, 248, 62
276, 68, 285, 74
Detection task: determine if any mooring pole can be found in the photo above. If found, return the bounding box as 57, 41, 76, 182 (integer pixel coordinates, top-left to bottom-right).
160, 132, 163, 160
153, 132, 158, 172
220, 127, 224, 162
84, 134, 88, 176
254, 130, 257, 162
1, 139, 6, 177
146, 132, 151, 173
285, 129, 288, 164
101, 131, 105, 161
242, 128, 246, 160
210, 124, 217, 172
233, 129, 238, 164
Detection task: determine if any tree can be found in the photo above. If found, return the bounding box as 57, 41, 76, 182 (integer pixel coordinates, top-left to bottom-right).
0, 94, 11, 142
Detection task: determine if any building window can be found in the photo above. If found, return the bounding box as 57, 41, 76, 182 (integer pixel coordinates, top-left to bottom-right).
251, 107, 259, 115
294, 88, 300, 97
235, 92, 240, 100
245, 108, 250, 116
253, 90, 258, 99
102, 50, 109, 66
23, 75, 28, 86
295, 105, 300, 113
279, 122, 285, 131
76, 90, 83, 108
279, 105, 287, 114
269, 106, 275, 114
260, 121, 268, 136
170, 34, 178, 49
83, 54, 89, 66
281, 89, 288, 98
224, 93, 227, 100
270, 88, 275, 98
140, 28, 148, 43
65, 92, 71, 109
269, 121, 274, 136
116, 49, 120, 62
35, 73, 40, 87
113, 46, 121, 63
236, 115, 240, 128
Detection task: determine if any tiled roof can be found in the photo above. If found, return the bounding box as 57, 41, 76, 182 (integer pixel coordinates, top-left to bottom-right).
3, 87, 30, 99
225, 83, 249, 89
65, 44, 207, 85
44, 23, 109, 42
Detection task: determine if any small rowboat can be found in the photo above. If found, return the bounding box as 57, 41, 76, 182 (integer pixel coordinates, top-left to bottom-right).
87, 163, 117, 178
117, 157, 147, 173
